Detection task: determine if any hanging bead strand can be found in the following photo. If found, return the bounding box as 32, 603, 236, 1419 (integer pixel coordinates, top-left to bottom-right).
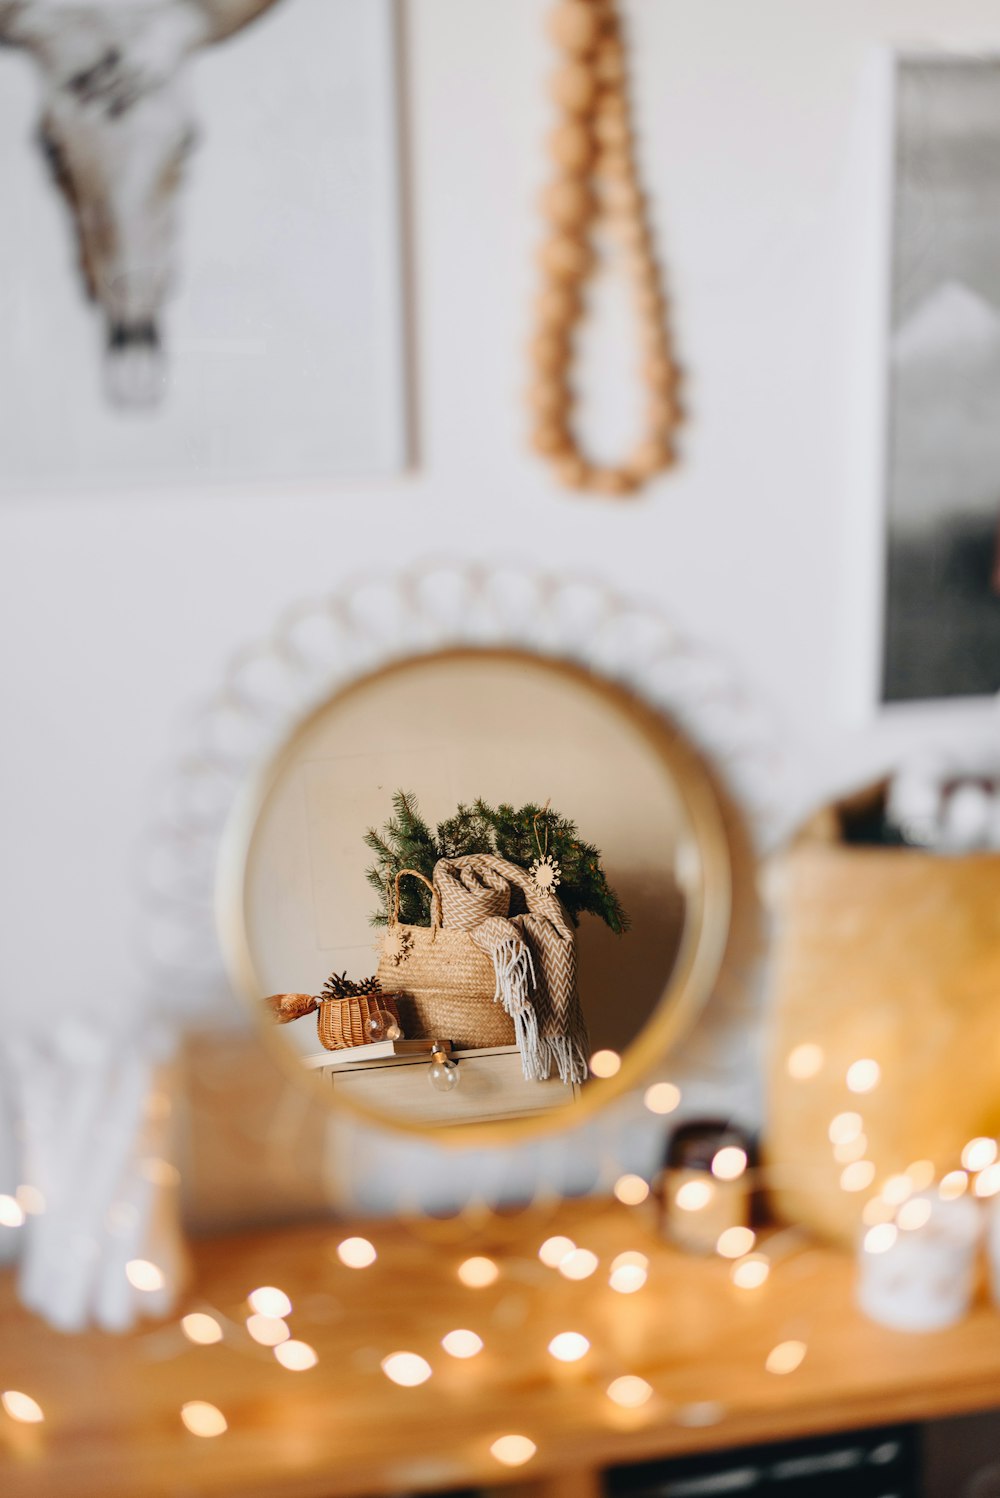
530, 0, 681, 497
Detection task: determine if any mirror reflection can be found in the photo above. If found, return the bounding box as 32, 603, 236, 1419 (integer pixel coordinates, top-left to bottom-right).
218, 649, 731, 1135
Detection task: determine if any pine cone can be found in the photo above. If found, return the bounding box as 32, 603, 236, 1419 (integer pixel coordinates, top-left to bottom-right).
317, 970, 383, 1002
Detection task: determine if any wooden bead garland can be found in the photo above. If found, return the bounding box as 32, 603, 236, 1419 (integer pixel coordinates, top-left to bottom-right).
531, 0, 680, 497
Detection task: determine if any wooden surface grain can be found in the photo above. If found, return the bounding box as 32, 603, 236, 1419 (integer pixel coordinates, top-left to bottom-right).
3, 1199, 1000, 1498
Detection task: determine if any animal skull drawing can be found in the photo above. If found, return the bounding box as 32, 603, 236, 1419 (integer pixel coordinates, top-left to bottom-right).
0, 0, 283, 407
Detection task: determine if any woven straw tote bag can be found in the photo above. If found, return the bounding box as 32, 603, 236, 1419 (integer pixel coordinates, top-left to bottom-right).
375, 869, 516, 1049
766, 785, 1000, 1246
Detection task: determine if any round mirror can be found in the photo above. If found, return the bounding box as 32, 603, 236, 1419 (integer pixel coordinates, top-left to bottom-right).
216, 647, 734, 1144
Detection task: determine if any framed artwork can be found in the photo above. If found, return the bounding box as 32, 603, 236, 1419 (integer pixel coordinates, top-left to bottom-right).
0, 0, 407, 494
882, 54, 1000, 703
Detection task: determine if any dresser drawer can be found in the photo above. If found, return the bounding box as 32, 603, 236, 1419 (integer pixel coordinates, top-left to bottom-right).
328, 1046, 578, 1126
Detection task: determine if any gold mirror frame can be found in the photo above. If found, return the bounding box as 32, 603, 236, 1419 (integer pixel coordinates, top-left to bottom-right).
215, 646, 736, 1150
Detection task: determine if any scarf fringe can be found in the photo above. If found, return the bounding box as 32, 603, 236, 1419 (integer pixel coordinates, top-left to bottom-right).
537, 1033, 590, 1087
489, 935, 545, 1080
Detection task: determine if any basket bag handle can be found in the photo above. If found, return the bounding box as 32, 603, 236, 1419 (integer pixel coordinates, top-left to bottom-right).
390, 868, 442, 937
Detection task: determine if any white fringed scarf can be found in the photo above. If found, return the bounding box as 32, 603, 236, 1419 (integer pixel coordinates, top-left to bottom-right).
433, 854, 590, 1085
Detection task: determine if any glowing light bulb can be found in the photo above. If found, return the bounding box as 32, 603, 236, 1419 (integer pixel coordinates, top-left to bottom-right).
609, 1263, 647, 1293
731, 1255, 769, 1289
274, 1340, 318, 1371
0, 1195, 25, 1229
442, 1329, 483, 1359
613, 1174, 649, 1206
898, 1197, 932, 1232
248, 1286, 292, 1319
589, 1050, 621, 1078
711, 1147, 747, 1182
607, 1375, 653, 1409
840, 1160, 875, 1192
428, 1050, 459, 1093
366, 1011, 388, 1042
181, 1313, 223, 1346
765, 1340, 807, 1375
611, 1250, 648, 1272
126, 1259, 165, 1292
975, 1164, 1000, 1198
539, 1235, 575, 1267
180, 1401, 226, 1438
644, 1082, 681, 1114
548, 1331, 590, 1362
337, 1237, 377, 1269
881, 1174, 913, 1207
716, 1226, 755, 1259
2, 1390, 43, 1424
846, 1059, 881, 1094
962, 1138, 998, 1173
864, 1223, 898, 1255
458, 1256, 498, 1288
246, 1314, 290, 1347
939, 1170, 968, 1200
786, 1043, 824, 1080
828, 1112, 863, 1145
558, 1248, 598, 1280
675, 1179, 714, 1212
906, 1160, 936, 1191
608, 1252, 649, 1294
490, 1435, 536, 1467
381, 1351, 432, 1386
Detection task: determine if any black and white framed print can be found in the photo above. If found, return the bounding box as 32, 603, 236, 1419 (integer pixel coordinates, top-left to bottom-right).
882, 55, 1000, 702
0, 0, 406, 494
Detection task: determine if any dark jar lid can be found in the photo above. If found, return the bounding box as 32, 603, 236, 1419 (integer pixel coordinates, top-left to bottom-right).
666, 1118, 753, 1172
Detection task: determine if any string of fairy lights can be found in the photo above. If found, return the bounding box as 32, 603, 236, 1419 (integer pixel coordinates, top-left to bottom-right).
4, 1039, 1000, 1474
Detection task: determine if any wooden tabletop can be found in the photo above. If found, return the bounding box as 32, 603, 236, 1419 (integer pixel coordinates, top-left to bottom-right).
3, 1199, 1000, 1498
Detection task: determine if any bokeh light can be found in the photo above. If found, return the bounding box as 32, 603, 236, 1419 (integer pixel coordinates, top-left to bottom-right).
180, 1401, 226, 1437
248, 1286, 292, 1318
458, 1257, 499, 1288
607, 1375, 653, 1408
337, 1237, 377, 1269
381, 1352, 432, 1387
644, 1082, 681, 1114
181, 1313, 223, 1346
490, 1435, 536, 1467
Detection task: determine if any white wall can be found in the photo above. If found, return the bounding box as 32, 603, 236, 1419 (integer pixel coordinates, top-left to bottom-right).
2, 0, 999, 1195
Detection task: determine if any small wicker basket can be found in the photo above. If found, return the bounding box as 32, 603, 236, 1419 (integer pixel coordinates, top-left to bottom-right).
316, 992, 402, 1051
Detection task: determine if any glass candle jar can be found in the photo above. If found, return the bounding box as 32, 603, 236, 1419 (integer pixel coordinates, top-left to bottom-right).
660, 1119, 753, 1255
858, 1193, 982, 1332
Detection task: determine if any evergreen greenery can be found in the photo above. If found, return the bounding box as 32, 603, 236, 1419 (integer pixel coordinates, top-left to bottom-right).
365, 790, 629, 934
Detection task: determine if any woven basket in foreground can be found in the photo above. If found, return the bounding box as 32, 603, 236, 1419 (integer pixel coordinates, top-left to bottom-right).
317, 993, 402, 1051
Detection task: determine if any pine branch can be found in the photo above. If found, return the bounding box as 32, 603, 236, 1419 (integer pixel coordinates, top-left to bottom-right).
366, 791, 629, 935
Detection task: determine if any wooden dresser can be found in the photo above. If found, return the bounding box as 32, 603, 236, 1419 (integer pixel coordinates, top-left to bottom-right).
309, 1043, 580, 1126
4, 1200, 1000, 1498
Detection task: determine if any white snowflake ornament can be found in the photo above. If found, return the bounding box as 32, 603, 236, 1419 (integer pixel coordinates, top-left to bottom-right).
383, 926, 414, 966
530, 853, 562, 893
